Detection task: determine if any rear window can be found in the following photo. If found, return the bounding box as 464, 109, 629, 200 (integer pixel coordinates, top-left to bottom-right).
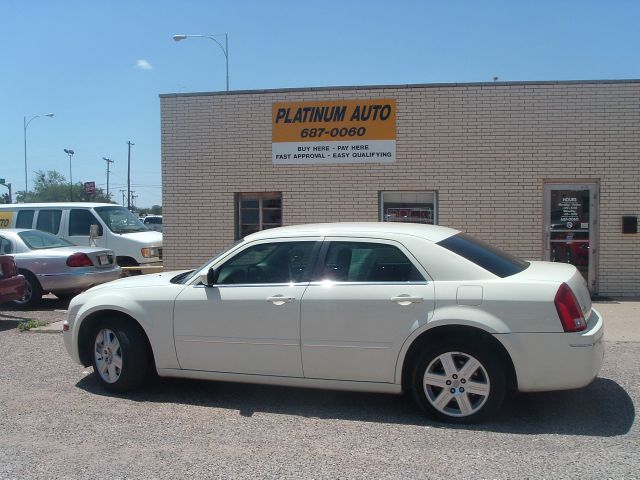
437, 233, 529, 278
18, 230, 73, 250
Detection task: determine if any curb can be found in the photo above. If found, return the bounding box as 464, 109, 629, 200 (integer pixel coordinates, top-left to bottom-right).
28, 320, 65, 334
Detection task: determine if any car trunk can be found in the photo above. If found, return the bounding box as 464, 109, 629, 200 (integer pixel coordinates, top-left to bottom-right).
513, 260, 592, 320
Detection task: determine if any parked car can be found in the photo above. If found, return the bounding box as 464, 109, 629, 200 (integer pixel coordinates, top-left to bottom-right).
0, 255, 25, 304
0, 229, 121, 308
142, 215, 163, 232
63, 223, 604, 423
0, 203, 162, 270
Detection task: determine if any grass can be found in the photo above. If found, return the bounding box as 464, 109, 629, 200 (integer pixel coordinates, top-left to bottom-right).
17, 319, 49, 331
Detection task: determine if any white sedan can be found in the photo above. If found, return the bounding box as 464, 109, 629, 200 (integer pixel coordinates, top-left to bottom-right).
64, 223, 604, 423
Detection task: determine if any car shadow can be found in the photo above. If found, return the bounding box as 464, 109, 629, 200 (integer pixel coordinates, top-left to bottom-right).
0, 295, 69, 312
0, 313, 26, 331
76, 375, 634, 437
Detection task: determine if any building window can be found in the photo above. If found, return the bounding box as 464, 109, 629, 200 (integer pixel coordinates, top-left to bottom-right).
380, 192, 437, 224
236, 192, 282, 239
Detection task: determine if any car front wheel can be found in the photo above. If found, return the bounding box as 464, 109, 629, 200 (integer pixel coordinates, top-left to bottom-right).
411, 342, 506, 423
91, 318, 149, 392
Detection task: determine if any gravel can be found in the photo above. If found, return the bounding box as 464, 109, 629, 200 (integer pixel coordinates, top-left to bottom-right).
0, 305, 638, 479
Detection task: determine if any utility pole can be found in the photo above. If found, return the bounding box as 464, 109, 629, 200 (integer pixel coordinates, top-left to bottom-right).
126, 140, 134, 210
119, 189, 126, 206
102, 157, 114, 200
130, 191, 137, 212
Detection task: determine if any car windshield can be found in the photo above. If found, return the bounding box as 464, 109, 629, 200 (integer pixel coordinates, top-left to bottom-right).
95, 206, 148, 234
18, 230, 73, 250
437, 233, 529, 278
172, 240, 245, 285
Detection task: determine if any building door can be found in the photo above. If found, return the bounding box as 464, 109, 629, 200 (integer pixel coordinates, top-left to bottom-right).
544, 183, 598, 293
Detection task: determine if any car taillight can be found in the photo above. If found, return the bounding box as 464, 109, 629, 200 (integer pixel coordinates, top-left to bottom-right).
66, 253, 94, 267
554, 283, 587, 332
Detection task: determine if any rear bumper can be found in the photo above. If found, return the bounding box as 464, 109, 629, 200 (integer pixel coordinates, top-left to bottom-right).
497, 308, 605, 392
0, 275, 26, 303
37, 268, 122, 293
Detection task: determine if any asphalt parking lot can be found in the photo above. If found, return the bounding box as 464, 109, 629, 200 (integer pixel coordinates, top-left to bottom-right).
0, 298, 638, 479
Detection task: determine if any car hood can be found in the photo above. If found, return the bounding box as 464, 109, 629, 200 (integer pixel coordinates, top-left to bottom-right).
86, 270, 190, 293
119, 230, 163, 246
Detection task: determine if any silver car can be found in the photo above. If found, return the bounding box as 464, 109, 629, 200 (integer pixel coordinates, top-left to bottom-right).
0, 229, 121, 308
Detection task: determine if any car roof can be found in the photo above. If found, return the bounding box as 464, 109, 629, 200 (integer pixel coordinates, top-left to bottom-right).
243, 222, 459, 243
0, 202, 116, 208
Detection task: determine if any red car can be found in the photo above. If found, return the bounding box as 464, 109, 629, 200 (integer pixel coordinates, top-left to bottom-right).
0, 255, 25, 304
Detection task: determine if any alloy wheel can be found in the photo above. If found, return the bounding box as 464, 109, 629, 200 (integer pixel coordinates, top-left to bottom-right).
423, 351, 490, 417
94, 329, 123, 383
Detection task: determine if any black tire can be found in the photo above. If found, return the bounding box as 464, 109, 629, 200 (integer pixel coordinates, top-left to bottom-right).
410, 341, 506, 424
11, 270, 43, 309
90, 317, 150, 393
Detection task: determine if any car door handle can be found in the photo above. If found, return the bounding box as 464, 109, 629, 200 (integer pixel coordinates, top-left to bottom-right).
266, 295, 295, 305
390, 295, 424, 305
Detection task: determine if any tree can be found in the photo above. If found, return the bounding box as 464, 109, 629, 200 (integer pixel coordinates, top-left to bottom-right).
15, 170, 113, 203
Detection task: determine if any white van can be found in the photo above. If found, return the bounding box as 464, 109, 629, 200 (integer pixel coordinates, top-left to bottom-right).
0, 203, 162, 269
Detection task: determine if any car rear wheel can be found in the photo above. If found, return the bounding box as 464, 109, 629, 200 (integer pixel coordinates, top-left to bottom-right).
410, 342, 506, 423
91, 318, 149, 392
11, 271, 42, 309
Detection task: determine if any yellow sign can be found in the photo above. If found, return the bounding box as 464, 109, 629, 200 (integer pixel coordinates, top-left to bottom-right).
0, 211, 13, 229
272, 99, 396, 165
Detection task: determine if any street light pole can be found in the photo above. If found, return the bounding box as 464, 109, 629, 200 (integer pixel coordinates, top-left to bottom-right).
172, 33, 229, 91
64, 149, 75, 201
126, 141, 134, 210
102, 157, 114, 200
23, 113, 54, 199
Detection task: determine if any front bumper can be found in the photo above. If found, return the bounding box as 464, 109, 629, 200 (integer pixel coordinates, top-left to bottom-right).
38, 267, 122, 293
497, 308, 605, 392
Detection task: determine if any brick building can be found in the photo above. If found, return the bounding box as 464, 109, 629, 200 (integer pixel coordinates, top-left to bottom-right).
160, 80, 640, 297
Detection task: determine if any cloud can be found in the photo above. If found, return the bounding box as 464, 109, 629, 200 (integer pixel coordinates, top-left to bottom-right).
135, 59, 153, 70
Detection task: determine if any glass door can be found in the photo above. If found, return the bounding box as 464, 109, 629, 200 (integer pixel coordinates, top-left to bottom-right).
544, 183, 598, 293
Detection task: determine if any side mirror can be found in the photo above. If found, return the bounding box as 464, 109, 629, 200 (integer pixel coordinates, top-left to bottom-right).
89, 224, 99, 247
199, 267, 219, 287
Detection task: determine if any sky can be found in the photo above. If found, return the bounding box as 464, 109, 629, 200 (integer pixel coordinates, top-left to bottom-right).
1, 0, 639, 208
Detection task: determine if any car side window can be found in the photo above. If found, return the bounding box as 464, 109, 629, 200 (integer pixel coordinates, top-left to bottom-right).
16, 210, 34, 229
0, 236, 12, 254
319, 241, 425, 282
36, 209, 62, 234
217, 241, 317, 285
69, 209, 103, 236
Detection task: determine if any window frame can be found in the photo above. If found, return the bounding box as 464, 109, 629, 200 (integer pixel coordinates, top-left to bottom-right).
0, 235, 14, 255
235, 192, 282, 240
209, 238, 322, 287
15, 210, 35, 229
69, 209, 104, 237
379, 191, 438, 225
35, 209, 62, 235
311, 238, 429, 285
